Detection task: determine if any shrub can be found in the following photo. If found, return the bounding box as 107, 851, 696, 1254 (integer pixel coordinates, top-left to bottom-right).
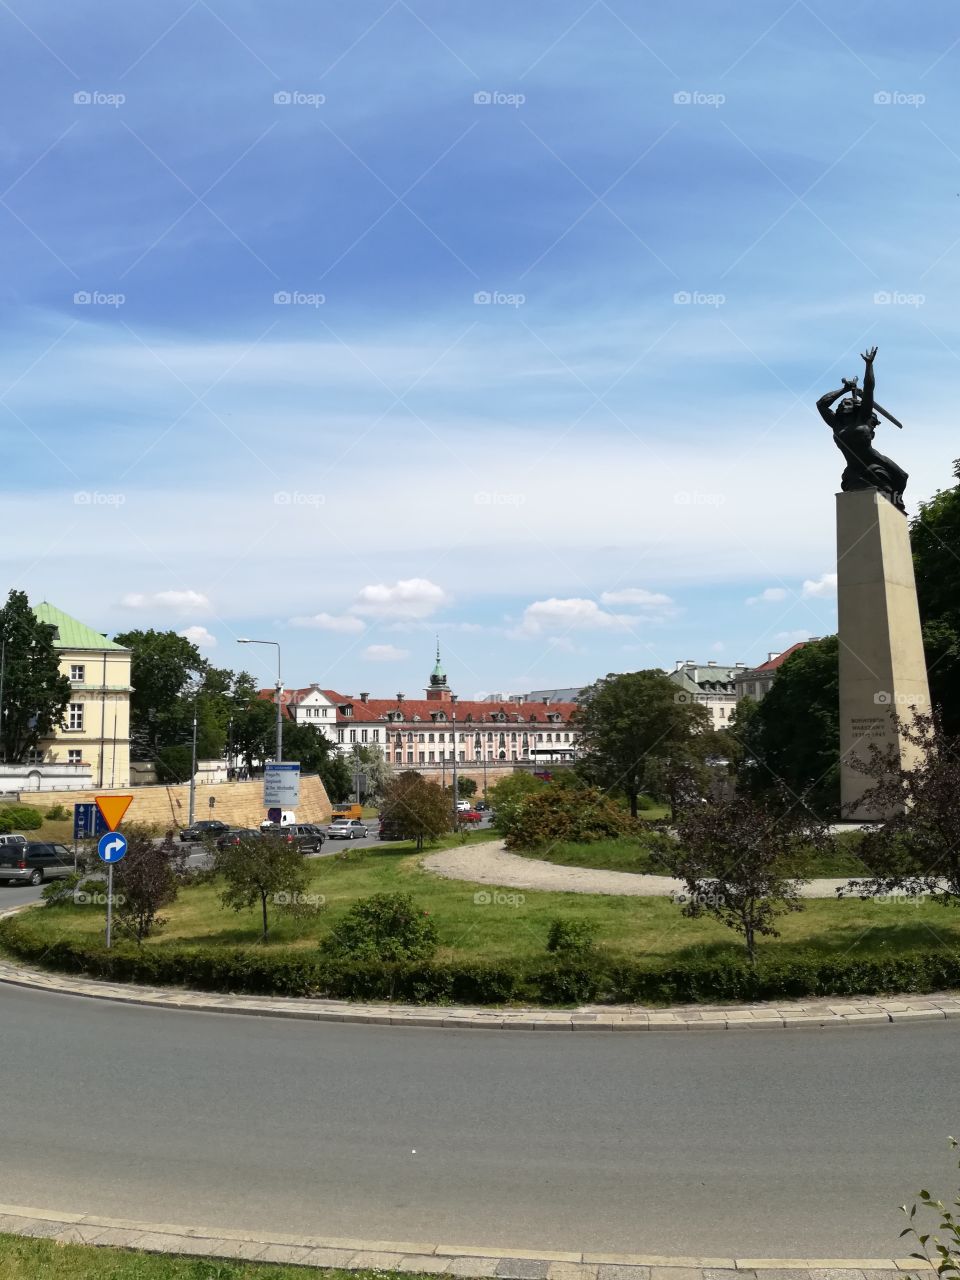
546, 918, 599, 959
320, 892, 439, 965
43, 803, 70, 820
0, 804, 43, 833
501, 784, 634, 850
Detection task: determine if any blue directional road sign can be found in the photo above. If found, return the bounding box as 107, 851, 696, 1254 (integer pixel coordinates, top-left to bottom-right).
74, 803, 109, 841
97, 832, 128, 864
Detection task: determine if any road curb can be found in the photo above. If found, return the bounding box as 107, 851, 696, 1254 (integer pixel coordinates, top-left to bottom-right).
0, 1203, 934, 1274
3, 903, 960, 1032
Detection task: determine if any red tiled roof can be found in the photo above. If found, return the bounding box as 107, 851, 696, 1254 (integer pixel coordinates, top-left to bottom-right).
745, 641, 808, 675
259, 687, 578, 726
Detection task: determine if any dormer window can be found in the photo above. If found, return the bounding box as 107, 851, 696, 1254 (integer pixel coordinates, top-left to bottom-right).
341, 704, 353, 718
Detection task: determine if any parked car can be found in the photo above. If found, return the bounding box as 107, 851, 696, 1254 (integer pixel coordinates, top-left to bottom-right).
0, 833, 28, 848
326, 817, 369, 840
455, 799, 471, 813
0, 841, 73, 886
179, 819, 230, 843
474, 801, 489, 812
378, 815, 405, 841
261, 823, 326, 853
214, 827, 262, 850
459, 809, 483, 824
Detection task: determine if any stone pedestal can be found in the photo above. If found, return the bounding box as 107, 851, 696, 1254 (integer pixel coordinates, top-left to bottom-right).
837, 489, 931, 819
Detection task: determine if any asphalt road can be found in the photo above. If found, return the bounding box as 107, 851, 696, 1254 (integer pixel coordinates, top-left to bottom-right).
2, 983, 957, 1257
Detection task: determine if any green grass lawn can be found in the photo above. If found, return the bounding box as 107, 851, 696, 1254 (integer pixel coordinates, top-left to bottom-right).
14, 831, 955, 966
513, 833, 869, 878
0, 1234, 416, 1279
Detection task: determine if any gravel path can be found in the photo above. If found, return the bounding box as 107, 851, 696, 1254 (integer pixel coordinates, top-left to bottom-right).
422, 841, 859, 898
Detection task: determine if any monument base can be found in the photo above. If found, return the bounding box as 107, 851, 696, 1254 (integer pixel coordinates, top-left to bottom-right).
837, 489, 931, 819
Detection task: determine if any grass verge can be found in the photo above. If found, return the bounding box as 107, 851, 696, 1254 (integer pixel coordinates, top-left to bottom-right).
0, 1233, 415, 1278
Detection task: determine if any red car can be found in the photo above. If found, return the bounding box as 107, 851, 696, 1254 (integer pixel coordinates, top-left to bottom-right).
459, 808, 482, 824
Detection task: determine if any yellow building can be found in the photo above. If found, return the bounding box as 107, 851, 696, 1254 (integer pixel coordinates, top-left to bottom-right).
32, 602, 132, 788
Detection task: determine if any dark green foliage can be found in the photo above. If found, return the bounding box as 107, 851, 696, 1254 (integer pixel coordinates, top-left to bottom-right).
455, 776, 477, 798
380, 772, 450, 850
0, 804, 43, 832
912, 460, 960, 734
0, 590, 71, 762
731, 636, 840, 816
500, 783, 634, 850
43, 803, 70, 820
546, 918, 599, 958
576, 670, 710, 817
215, 835, 308, 939
320, 892, 439, 964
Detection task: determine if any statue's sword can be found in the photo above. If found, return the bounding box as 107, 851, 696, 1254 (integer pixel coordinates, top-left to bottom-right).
844, 374, 904, 429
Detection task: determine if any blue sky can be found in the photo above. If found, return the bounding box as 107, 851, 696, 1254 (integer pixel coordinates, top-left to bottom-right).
2, 1, 959, 697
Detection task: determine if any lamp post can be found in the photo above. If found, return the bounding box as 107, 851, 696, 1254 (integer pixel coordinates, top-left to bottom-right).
451, 709, 459, 829
187, 687, 199, 826
0, 638, 5, 758
237, 639, 282, 763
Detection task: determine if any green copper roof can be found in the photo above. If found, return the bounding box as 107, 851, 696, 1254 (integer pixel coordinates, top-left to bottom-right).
33, 602, 128, 652
431, 639, 446, 682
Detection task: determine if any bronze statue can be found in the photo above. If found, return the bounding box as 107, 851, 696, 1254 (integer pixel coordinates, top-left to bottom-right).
817, 346, 908, 513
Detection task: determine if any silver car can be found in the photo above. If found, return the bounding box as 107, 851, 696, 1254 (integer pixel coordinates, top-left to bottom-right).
0, 841, 74, 886
325, 818, 369, 840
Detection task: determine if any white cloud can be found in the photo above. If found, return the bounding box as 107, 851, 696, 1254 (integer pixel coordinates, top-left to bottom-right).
746, 587, 788, 606
774, 629, 813, 645
600, 587, 673, 607
121, 589, 210, 615
362, 644, 410, 662
521, 598, 631, 634
179, 625, 216, 649
288, 612, 365, 633
802, 572, 838, 598
351, 578, 449, 619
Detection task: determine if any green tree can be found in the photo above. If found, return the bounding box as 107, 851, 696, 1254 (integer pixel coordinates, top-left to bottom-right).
113, 629, 207, 759
489, 771, 546, 835
730, 637, 840, 817
454, 775, 477, 799
500, 783, 633, 850
283, 721, 353, 801
320, 891, 438, 964
575, 670, 710, 817
912, 460, 960, 734
0, 590, 71, 762
380, 771, 450, 850
215, 834, 308, 939
111, 828, 185, 941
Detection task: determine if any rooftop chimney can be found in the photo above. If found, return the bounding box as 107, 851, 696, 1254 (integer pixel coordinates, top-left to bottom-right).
359, 691, 369, 703
768, 651, 780, 662
735, 662, 746, 669
451, 694, 458, 704
396, 692, 404, 703
707, 660, 717, 667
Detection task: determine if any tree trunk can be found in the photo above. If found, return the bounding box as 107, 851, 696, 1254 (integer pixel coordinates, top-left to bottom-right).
745, 922, 756, 965
628, 789, 638, 819
261, 891, 269, 939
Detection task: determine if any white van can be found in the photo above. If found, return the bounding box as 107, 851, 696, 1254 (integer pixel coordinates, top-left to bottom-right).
260, 811, 296, 830
0, 833, 28, 848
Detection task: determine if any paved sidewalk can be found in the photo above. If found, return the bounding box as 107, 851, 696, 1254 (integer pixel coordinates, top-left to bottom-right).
0, 1202, 933, 1274
2, 948, 959, 1031
423, 844, 864, 899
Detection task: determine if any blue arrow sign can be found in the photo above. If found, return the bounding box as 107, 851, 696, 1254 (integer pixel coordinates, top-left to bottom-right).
97, 832, 128, 864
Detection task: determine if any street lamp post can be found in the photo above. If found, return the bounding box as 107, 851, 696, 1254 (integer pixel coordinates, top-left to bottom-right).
237, 639, 282, 763
451, 710, 459, 829
0, 638, 5, 757
187, 689, 199, 826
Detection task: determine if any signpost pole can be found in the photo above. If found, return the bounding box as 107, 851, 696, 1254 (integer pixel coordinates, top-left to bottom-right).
106, 864, 113, 949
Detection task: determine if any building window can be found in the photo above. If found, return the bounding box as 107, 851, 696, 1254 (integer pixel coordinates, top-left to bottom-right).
27, 749, 44, 764
418, 733, 425, 742
407, 751, 414, 764
361, 729, 368, 743
747, 682, 756, 696
373, 729, 380, 741
337, 729, 344, 742
428, 733, 435, 743
70, 664, 85, 682
428, 751, 435, 763
349, 729, 357, 743
459, 751, 465, 762
68, 703, 84, 731
418, 751, 425, 763
67, 749, 82, 764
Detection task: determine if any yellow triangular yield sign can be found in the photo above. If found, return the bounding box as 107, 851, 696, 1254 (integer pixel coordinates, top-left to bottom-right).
95, 795, 133, 831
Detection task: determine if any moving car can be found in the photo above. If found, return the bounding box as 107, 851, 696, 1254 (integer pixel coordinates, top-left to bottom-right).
214, 827, 262, 850
455, 799, 471, 813
261, 823, 326, 853
326, 817, 369, 840
378, 815, 405, 841
0, 833, 28, 848
459, 809, 483, 824
0, 841, 73, 886
179, 819, 230, 843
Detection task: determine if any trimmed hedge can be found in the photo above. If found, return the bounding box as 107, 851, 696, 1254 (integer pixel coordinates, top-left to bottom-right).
3, 914, 960, 1005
